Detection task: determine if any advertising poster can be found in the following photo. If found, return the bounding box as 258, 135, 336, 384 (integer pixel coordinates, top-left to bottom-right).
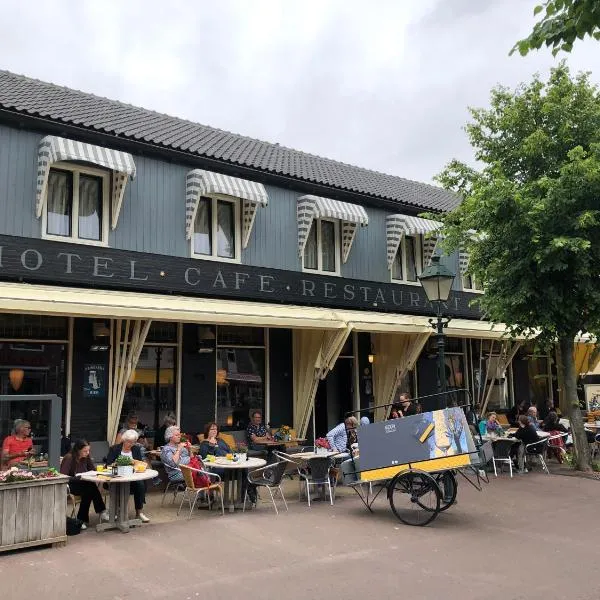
83, 363, 106, 399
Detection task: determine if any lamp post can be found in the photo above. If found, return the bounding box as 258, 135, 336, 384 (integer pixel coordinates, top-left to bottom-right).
418, 256, 456, 410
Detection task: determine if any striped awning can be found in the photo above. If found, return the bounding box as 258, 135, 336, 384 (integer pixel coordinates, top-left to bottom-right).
36, 136, 136, 230
185, 169, 269, 247
297, 195, 369, 263
386, 215, 443, 269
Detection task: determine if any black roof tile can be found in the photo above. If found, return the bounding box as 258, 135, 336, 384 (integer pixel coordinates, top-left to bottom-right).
0, 70, 459, 212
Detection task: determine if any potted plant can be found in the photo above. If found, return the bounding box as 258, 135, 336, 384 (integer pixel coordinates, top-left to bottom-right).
315, 438, 331, 455
115, 455, 134, 476
236, 443, 248, 461
276, 425, 292, 441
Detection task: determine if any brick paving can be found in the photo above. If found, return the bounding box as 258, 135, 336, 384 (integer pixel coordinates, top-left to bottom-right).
0, 471, 597, 600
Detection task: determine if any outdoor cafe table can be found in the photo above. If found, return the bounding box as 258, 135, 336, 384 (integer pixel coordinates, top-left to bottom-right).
203, 457, 266, 512
292, 450, 341, 460
79, 469, 158, 533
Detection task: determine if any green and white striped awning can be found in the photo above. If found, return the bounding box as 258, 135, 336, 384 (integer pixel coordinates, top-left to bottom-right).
386, 214, 443, 269
297, 195, 369, 263
185, 169, 269, 247
36, 135, 136, 229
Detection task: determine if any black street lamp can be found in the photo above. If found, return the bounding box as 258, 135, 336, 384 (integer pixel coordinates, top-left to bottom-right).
418, 255, 456, 410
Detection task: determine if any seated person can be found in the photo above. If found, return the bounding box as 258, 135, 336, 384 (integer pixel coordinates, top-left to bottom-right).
155, 414, 176, 450
389, 403, 403, 420
199, 422, 231, 458
465, 404, 481, 435
160, 426, 191, 483
541, 411, 567, 434
2, 419, 33, 467
486, 412, 504, 434
60, 439, 109, 528
326, 416, 358, 454
115, 412, 148, 445
106, 430, 150, 523
246, 411, 273, 450
510, 415, 541, 473
399, 393, 417, 417
507, 400, 529, 427
527, 406, 540, 430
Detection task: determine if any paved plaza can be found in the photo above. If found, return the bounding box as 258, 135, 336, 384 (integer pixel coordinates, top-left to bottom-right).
1, 471, 597, 600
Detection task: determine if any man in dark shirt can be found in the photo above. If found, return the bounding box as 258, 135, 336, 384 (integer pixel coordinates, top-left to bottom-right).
246, 411, 272, 450
510, 415, 541, 473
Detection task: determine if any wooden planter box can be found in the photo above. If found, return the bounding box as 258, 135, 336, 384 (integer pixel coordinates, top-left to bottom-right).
0, 475, 69, 552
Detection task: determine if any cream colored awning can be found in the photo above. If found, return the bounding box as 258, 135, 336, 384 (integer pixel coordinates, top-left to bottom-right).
339, 311, 432, 334
0, 281, 526, 339
445, 318, 527, 340
0, 282, 346, 331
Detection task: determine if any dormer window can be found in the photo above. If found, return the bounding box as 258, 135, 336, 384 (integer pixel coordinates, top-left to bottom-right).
192, 195, 240, 261
386, 214, 442, 284
36, 135, 136, 246
186, 169, 269, 263
297, 195, 368, 275
391, 234, 421, 283
43, 165, 109, 244
303, 218, 340, 274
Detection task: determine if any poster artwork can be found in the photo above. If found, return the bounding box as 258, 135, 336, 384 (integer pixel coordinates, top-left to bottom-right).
83, 363, 106, 399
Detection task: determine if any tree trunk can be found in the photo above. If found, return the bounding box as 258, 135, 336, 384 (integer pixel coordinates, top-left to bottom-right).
559, 336, 591, 471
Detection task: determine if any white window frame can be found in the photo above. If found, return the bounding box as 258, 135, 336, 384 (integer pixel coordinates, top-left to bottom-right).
41, 162, 110, 247
391, 234, 422, 285
302, 217, 341, 276
462, 274, 484, 294
190, 194, 241, 264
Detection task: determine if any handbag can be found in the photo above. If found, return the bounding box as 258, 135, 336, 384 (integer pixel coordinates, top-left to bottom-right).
188, 456, 211, 489
66, 516, 83, 536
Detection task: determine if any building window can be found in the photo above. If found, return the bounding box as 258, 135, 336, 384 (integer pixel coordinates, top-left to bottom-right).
303, 218, 340, 274
192, 196, 240, 262
392, 235, 421, 283
216, 326, 265, 430
462, 274, 483, 292
42, 165, 109, 245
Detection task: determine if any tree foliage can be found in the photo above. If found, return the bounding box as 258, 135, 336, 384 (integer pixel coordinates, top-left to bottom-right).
435, 64, 600, 469
512, 0, 600, 56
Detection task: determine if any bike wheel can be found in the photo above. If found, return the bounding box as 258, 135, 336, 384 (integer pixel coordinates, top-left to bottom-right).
435, 470, 458, 512
388, 470, 441, 526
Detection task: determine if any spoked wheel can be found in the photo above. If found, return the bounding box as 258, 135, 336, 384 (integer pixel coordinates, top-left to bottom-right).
388, 470, 441, 526
434, 470, 458, 512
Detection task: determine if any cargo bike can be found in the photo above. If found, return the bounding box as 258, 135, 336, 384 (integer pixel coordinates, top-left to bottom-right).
341, 390, 492, 527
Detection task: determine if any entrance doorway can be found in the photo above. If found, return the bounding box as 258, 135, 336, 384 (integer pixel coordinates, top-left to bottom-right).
314, 357, 354, 438
121, 346, 176, 433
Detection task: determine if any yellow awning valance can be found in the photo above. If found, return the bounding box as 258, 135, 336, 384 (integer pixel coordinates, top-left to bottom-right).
0, 282, 346, 331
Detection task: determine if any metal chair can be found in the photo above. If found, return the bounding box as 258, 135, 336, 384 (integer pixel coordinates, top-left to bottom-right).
177, 465, 224, 518
491, 438, 519, 477
161, 478, 185, 506
243, 459, 288, 514
299, 456, 334, 506
525, 438, 550, 474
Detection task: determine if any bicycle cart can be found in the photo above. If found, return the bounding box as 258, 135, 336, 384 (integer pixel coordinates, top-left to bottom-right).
343, 391, 491, 526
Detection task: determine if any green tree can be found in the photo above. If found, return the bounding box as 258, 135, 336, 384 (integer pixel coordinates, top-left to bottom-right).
435, 64, 600, 470
513, 0, 600, 56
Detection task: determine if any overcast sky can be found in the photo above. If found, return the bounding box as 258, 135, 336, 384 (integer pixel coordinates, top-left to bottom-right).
1, 0, 599, 185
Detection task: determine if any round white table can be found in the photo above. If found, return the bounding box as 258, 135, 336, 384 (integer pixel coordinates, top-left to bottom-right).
79, 469, 158, 533
203, 457, 266, 512
292, 450, 341, 460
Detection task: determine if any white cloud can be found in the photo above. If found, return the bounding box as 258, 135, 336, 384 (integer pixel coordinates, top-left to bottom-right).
0, 0, 598, 184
